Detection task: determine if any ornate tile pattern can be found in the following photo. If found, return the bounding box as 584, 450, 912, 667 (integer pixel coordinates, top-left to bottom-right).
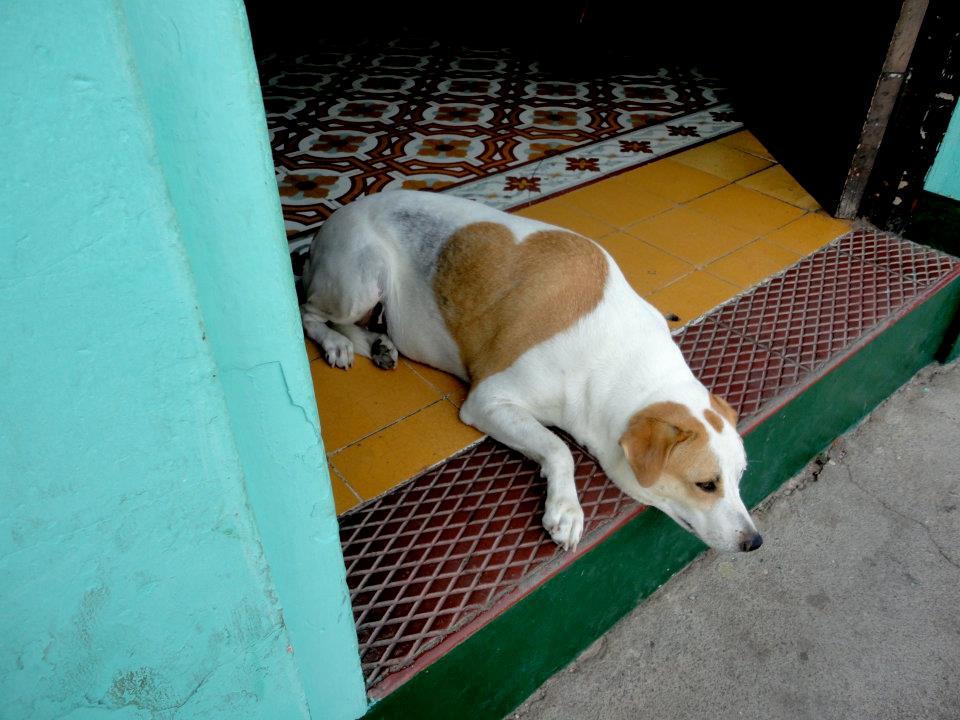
258, 37, 735, 244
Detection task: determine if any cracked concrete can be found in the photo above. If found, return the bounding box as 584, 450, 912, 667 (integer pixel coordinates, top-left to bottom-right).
512, 360, 960, 720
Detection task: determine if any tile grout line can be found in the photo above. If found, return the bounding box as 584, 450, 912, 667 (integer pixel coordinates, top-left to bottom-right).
326, 399, 446, 459
635, 201, 815, 275
714, 132, 777, 162
575, 158, 819, 274
666, 229, 857, 342
401, 360, 465, 406
330, 463, 364, 504
757, 214, 855, 256
542, 145, 770, 229
340, 419, 489, 514
329, 398, 488, 513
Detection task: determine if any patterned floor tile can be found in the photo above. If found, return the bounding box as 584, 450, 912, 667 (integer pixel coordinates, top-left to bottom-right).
258, 38, 737, 243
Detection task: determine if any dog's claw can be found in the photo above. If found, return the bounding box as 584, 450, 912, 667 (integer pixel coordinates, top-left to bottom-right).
322, 337, 354, 369
543, 496, 584, 552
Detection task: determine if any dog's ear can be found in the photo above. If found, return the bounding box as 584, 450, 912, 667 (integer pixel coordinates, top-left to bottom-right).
620, 413, 693, 487
710, 393, 738, 426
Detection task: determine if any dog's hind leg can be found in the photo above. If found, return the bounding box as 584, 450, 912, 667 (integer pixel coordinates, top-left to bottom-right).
301, 302, 357, 369
460, 390, 584, 551
301, 227, 392, 370
329, 323, 398, 370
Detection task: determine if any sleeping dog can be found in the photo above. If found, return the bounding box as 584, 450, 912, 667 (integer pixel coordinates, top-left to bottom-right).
301, 190, 763, 553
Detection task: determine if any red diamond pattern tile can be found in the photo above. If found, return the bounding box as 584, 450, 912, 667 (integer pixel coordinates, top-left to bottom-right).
339, 438, 636, 688
338, 229, 959, 694
676, 317, 806, 420
713, 245, 921, 370
836, 229, 958, 285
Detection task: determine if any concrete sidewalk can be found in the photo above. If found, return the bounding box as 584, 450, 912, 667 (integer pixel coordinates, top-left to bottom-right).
512, 361, 960, 720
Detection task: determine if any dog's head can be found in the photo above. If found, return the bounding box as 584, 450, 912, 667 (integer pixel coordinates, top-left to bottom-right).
619, 395, 761, 552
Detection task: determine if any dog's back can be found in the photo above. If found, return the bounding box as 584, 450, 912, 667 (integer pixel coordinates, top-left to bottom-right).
302, 190, 614, 380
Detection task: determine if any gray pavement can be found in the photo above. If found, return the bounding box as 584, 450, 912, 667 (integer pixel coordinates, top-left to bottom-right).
512, 361, 960, 720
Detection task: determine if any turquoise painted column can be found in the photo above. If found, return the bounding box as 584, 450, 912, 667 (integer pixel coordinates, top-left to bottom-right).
926, 103, 960, 201
120, 1, 367, 717
0, 1, 366, 717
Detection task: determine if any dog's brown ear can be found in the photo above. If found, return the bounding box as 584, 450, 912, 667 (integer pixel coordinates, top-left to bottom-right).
710, 393, 738, 426
620, 413, 693, 487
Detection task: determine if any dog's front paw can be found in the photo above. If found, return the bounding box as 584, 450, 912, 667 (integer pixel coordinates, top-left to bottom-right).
543, 496, 584, 552
371, 336, 398, 370
322, 336, 354, 369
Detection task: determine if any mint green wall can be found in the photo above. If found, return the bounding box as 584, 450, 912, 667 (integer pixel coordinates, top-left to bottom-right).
926, 103, 960, 201
0, 1, 366, 718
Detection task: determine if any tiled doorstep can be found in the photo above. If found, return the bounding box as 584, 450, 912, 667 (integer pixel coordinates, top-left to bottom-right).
339, 229, 960, 697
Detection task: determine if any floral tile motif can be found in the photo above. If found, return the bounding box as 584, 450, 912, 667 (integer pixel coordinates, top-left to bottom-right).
444, 105, 740, 209
258, 37, 736, 247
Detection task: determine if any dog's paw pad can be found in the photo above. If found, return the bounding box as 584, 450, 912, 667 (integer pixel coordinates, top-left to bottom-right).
322, 337, 354, 370
543, 497, 584, 552
371, 337, 398, 370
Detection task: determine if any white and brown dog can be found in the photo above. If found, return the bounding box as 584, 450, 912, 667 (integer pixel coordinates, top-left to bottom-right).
301, 190, 763, 553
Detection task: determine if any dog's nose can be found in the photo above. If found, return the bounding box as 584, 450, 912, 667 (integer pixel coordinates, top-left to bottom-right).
739, 532, 763, 552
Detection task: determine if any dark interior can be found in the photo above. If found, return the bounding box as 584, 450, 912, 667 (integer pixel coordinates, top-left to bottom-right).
243, 0, 904, 215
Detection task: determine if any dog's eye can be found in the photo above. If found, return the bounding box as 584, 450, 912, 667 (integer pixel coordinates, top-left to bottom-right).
696, 479, 718, 493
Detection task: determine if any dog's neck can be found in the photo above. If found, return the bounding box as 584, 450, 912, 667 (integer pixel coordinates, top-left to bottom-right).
558, 334, 707, 500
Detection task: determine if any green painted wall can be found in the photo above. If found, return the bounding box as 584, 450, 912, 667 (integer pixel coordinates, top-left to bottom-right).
926, 103, 960, 201
0, 1, 366, 718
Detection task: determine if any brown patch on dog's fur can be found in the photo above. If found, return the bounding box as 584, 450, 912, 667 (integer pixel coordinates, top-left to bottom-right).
620, 402, 723, 506
710, 393, 738, 427
434, 222, 608, 382
704, 409, 724, 433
